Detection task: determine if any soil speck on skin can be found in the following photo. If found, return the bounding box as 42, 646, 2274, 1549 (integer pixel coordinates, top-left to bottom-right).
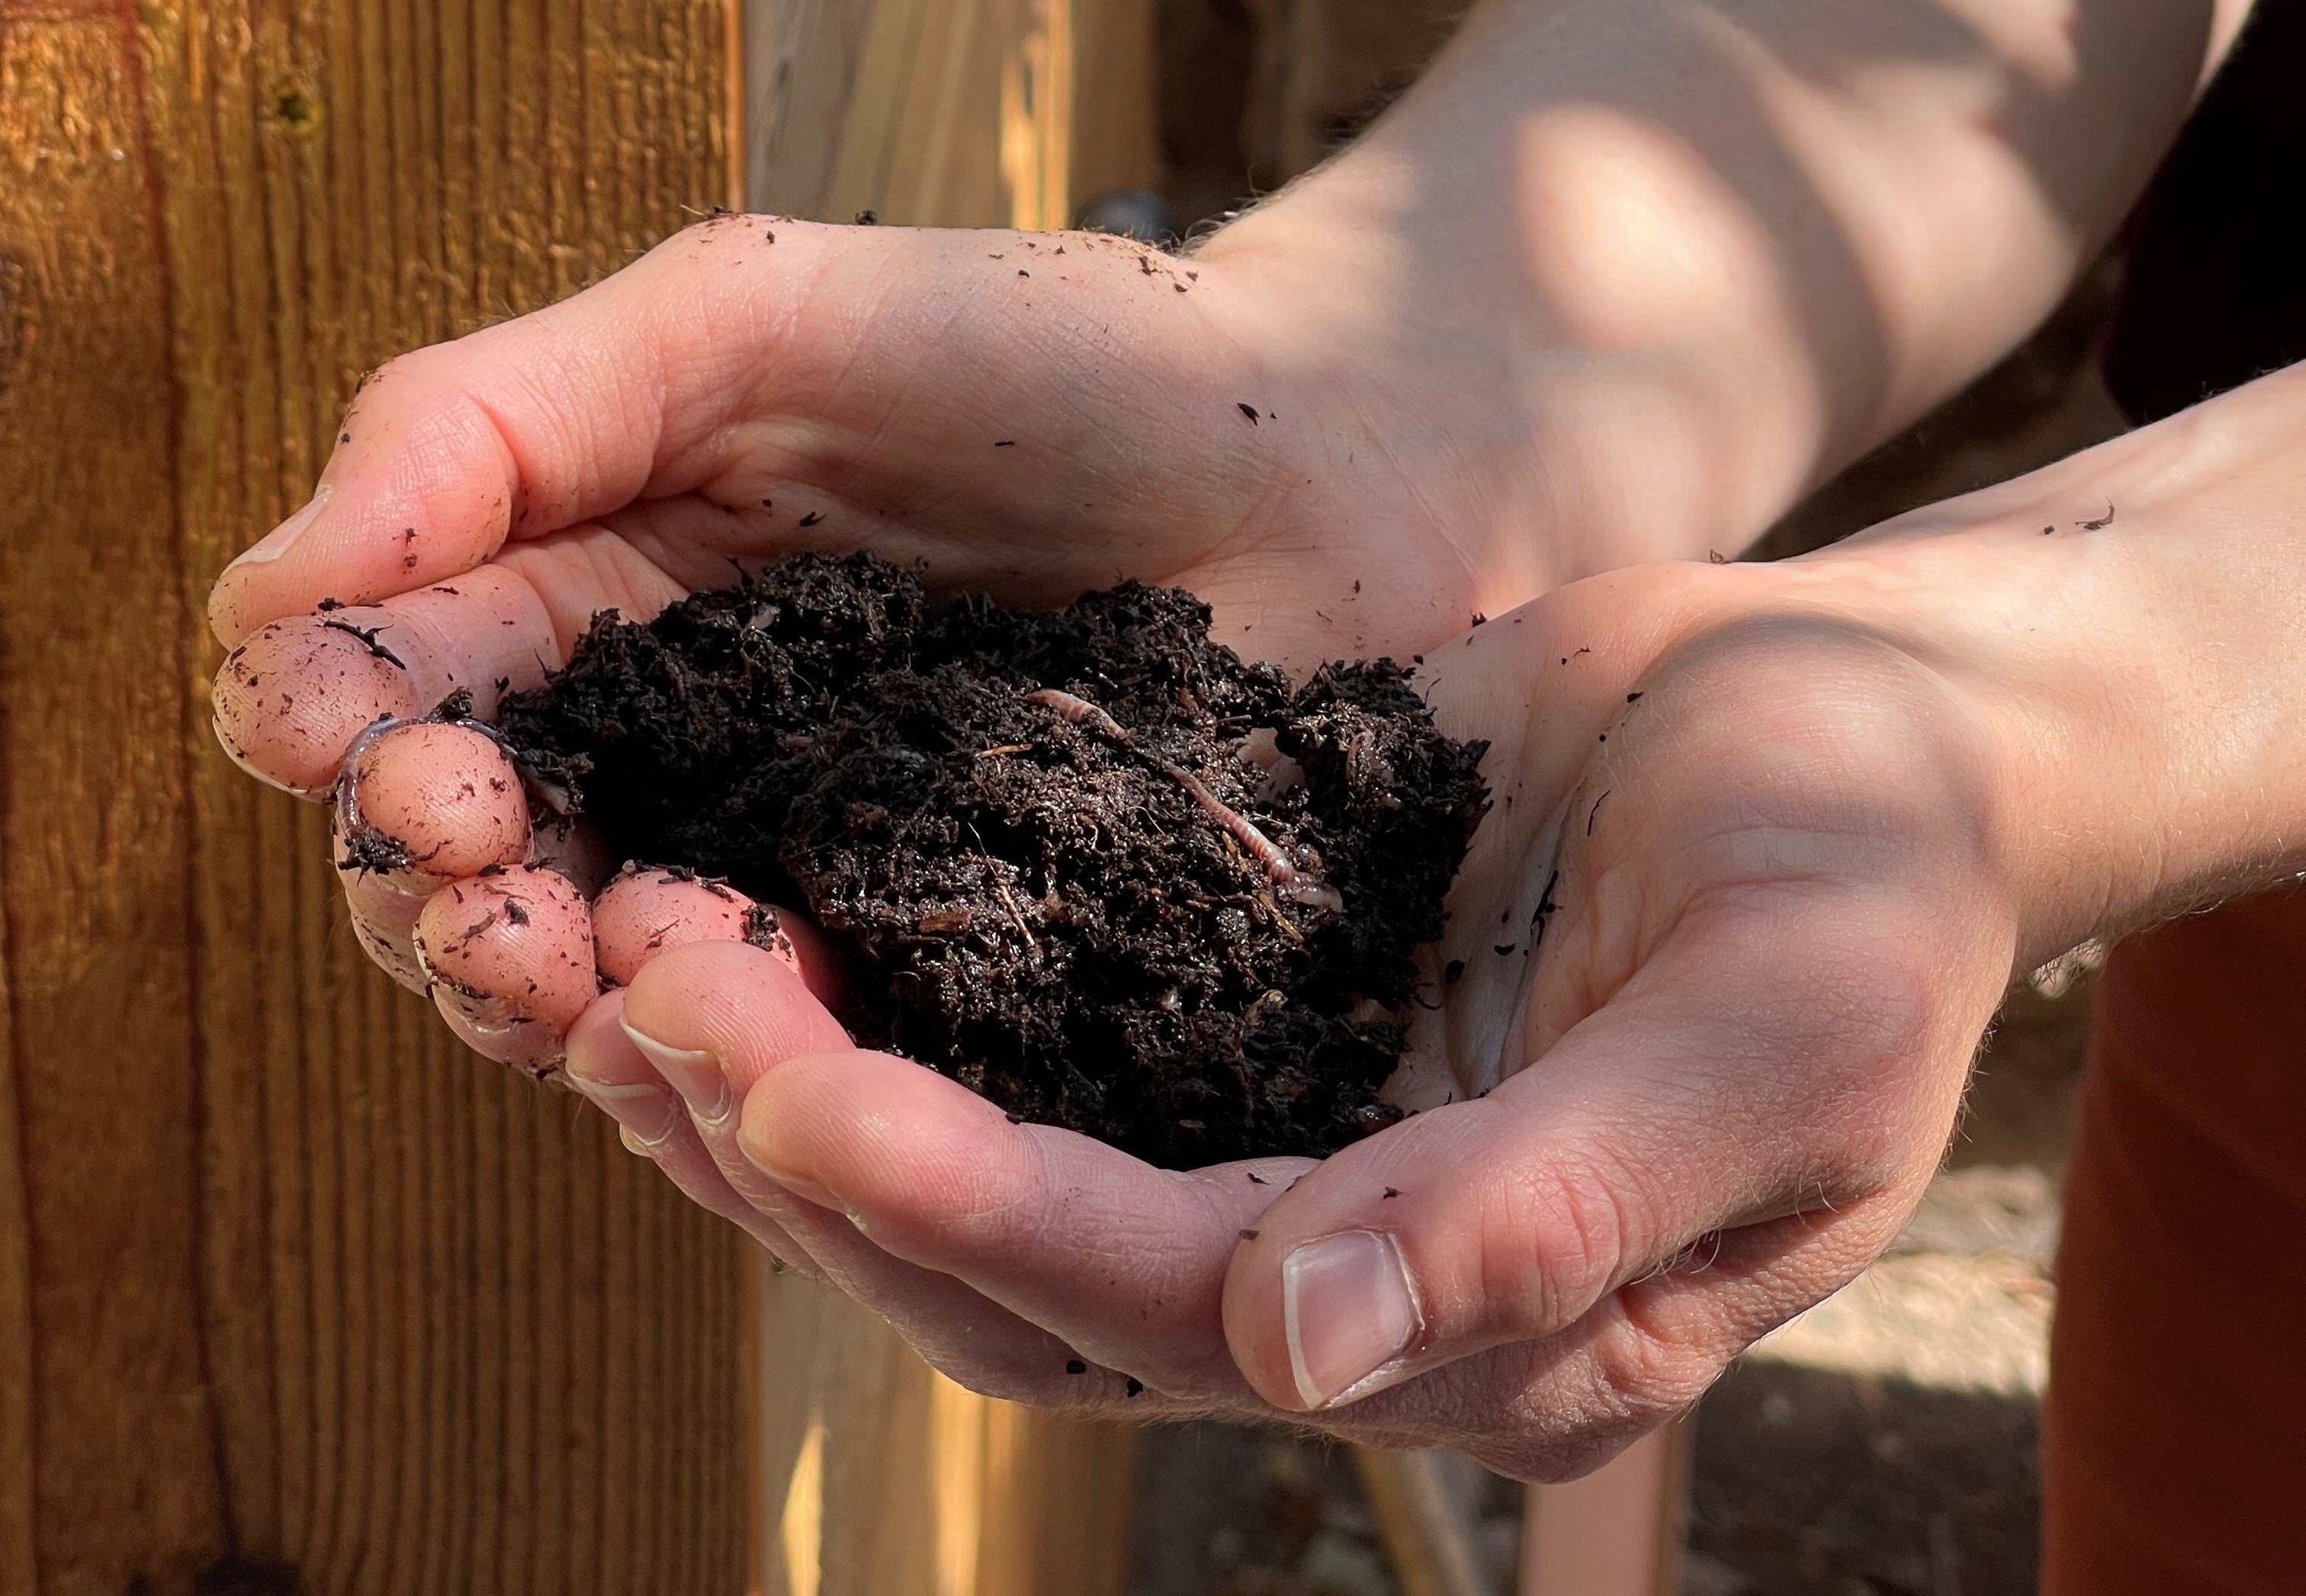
497, 552, 1488, 1166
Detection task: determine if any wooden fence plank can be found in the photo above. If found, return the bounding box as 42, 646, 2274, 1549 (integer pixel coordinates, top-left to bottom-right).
746, 1264, 1139, 1596
2, 1, 1155, 1589
0, 2, 745, 1591
747, 0, 1151, 226
0, 17, 230, 1593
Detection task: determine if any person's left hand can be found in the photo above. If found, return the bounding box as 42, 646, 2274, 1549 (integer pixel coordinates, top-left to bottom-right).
572, 528, 2050, 1474
566, 361, 2306, 1477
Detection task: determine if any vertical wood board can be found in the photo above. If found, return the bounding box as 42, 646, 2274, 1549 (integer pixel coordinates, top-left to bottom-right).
0, 2, 744, 1591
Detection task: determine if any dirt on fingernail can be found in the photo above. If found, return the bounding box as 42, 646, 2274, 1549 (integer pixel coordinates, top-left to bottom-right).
496, 553, 1487, 1167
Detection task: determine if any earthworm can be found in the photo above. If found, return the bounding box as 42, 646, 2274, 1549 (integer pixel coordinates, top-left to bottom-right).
434, 709, 577, 817
1021, 687, 1344, 914
1157, 759, 1345, 912
331, 702, 576, 876
1021, 688, 1128, 742
332, 715, 408, 870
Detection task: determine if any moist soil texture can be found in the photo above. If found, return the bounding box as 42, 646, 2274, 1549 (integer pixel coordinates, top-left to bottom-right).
496, 553, 1487, 1167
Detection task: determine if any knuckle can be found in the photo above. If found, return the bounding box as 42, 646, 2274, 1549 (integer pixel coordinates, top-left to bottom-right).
1476, 1148, 1640, 1336
1585, 1308, 1725, 1422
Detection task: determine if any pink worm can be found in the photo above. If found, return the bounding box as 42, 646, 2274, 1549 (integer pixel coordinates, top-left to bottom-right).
1023, 689, 1344, 913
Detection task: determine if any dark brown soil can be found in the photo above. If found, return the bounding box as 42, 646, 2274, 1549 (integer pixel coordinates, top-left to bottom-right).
496, 554, 1487, 1166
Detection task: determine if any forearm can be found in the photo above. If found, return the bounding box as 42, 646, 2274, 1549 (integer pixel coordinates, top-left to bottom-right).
1204, 0, 2244, 580
1802, 358, 2306, 968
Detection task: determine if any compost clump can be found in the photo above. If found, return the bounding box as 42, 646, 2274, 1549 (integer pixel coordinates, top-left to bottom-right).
497, 553, 1487, 1166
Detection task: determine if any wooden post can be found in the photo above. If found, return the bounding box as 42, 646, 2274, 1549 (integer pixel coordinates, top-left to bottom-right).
0, 2, 747, 1593
1518, 1421, 1693, 1596
1351, 1449, 1498, 1596
747, 1258, 1137, 1596
744, 0, 1154, 226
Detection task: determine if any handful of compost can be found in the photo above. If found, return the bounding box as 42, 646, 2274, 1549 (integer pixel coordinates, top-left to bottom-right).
496, 554, 1487, 1167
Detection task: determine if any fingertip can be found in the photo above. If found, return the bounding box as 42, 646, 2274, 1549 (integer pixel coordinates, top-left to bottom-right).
1219, 1130, 1447, 1415
210, 403, 515, 640
413, 865, 597, 1068
343, 721, 531, 878
592, 869, 801, 986
564, 987, 638, 1084
213, 616, 421, 792
620, 938, 850, 1092
735, 1047, 1017, 1228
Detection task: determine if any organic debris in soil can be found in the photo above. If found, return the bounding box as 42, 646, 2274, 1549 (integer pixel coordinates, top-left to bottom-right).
496, 553, 1487, 1167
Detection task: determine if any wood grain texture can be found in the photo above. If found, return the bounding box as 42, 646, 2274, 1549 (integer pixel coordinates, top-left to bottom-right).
0, 3, 743, 1592
744, 0, 882, 217
1065, 0, 1153, 208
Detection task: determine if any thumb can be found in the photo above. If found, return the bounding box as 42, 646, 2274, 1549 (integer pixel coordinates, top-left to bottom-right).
206, 221, 833, 644
1219, 904, 1983, 1415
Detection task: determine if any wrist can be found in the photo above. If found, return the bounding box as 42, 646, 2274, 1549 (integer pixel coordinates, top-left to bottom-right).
1190, 0, 2225, 604
1194, 169, 1823, 602
1794, 362, 2306, 965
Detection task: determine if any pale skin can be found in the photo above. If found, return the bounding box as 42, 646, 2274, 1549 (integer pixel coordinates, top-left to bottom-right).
208, 0, 2282, 1474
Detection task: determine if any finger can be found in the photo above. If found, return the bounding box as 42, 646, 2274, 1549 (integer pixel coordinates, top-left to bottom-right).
737, 1044, 1309, 1402
211, 564, 560, 794
618, 941, 1156, 1408
329, 720, 533, 987
1303, 1202, 1901, 1481
411, 865, 598, 1071
590, 866, 839, 1006
564, 990, 821, 1274
1219, 902, 1980, 1415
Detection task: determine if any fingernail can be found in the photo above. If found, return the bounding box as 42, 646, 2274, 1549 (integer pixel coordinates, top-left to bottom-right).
620, 1016, 733, 1122
429, 983, 528, 1039
226, 484, 332, 571
568, 1074, 683, 1148
1280, 1231, 1423, 1410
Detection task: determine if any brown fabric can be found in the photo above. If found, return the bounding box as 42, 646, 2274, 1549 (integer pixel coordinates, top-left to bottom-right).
2042, 888, 2306, 1594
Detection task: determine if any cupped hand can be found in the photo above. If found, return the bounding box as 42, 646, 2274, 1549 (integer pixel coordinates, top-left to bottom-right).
549, 372, 2302, 1476
204, 211, 2066, 1476
210, 212, 1571, 1061
558, 538, 2038, 1474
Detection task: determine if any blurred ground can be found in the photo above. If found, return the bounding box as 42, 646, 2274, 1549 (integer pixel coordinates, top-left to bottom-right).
1129, 8, 2126, 1590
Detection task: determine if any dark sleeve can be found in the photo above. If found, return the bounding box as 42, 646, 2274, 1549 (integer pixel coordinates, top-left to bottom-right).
2101, 0, 2306, 423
